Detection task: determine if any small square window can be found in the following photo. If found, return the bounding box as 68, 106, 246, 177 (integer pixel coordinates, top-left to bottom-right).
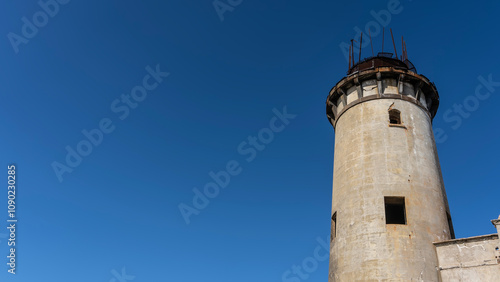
385, 197, 406, 224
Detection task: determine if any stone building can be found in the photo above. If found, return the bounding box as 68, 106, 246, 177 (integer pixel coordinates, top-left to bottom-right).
325, 52, 499, 281
434, 216, 500, 280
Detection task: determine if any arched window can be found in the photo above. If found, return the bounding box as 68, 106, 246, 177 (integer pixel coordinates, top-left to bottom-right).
389, 109, 401, 125
331, 212, 337, 241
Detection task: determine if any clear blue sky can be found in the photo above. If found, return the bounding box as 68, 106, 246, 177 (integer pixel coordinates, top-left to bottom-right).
1, 0, 499, 281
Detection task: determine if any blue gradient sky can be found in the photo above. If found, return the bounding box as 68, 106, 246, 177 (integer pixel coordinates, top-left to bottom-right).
1, 0, 500, 281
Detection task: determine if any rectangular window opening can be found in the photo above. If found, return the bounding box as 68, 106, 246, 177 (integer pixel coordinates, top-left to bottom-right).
385, 197, 406, 225
389, 109, 402, 125
331, 212, 337, 241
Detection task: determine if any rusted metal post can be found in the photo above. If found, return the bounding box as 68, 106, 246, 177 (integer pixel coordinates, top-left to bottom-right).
351, 39, 355, 67
348, 44, 351, 70
404, 41, 408, 61
369, 29, 374, 57
382, 28, 385, 53
390, 29, 398, 59
359, 32, 363, 63
401, 36, 404, 60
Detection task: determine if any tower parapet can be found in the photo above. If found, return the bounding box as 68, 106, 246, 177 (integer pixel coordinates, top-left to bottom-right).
326, 56, 439, 129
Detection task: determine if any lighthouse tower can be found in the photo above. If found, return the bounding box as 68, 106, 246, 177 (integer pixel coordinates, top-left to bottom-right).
325, 40, 454, 280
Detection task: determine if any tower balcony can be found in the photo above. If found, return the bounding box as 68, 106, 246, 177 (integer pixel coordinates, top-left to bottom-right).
326, 56, 439, 129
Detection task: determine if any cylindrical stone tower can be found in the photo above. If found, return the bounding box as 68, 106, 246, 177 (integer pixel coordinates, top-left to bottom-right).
326, 56, 454, 281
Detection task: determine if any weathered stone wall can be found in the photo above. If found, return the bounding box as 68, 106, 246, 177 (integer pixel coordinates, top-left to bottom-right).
434, 234, 500, 281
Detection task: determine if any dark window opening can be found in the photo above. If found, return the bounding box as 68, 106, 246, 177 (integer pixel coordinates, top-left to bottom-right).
331, 212, 337, 241
447, 212, 455, 239
385, 197, 406, 224
389, 109, 401, 125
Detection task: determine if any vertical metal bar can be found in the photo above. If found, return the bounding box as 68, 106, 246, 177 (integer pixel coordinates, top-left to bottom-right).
369, 29, 374, 57
402, 40, 405, 61
404, 41, 408, 61
403, 41, 406, 61
401, 36, 404, 60
358, 32, 363, 63
348, 44, 351, 70
390, 29, 398, 59
382, 28, 385, 53
351, 39, 355, 67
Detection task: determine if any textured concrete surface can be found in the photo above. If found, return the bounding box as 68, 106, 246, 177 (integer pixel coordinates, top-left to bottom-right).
434, 220, 500, 282
326, 67, 453, 281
